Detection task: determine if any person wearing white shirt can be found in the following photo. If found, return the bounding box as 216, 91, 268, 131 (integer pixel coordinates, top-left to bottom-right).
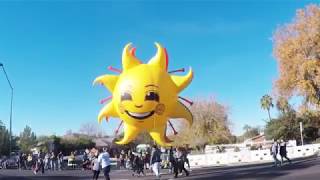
98, 148, 111, 180
270, 141, 281, 167
92, 154, 100, 180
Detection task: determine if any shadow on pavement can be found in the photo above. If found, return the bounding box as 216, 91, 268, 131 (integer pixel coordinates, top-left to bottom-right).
184, 156, 320, 180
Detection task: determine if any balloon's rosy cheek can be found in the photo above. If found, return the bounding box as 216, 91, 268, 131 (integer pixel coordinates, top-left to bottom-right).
119, 104, 125, 114
155, 103, 165, 115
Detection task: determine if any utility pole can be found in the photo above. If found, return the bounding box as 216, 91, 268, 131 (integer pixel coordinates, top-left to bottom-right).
0, 63, 14, 155
299, 121, 304, 146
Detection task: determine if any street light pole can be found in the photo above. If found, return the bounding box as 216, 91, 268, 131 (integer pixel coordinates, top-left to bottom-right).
300, 121, 304, 146
0, 63, 13, 155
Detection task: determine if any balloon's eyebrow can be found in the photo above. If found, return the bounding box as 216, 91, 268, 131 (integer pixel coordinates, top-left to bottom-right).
145, 84, 158, 88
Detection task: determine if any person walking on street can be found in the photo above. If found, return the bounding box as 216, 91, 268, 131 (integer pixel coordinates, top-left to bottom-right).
82, 150, 90, 170
137, 153, 145, 176
32, 151, 45, 175
127, 149, 134, 169
280, 139, 292, 165
44, 153, 50, 170
92, 151, 100, 180
119, 150, 125, 169
183, 146, 191, 171
32, 155, 38, 175
27, 154, 33, 170
18, 152, 22, 170
171, 148, 179, 178
169, 147, 176, 174
38, 150, 45, 174
57, 151, 63, 170
271, 140, 281, 167
98, 147, 111, 180
144, 151, 150, 170
22, 153, 27, 170
50, 152, 57, 171
131, 154, 138, 176
175, 147, 189, 177
150, 145, 161, 179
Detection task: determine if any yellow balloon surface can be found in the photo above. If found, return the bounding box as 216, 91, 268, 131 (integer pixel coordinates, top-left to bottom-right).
94, 43, 193, 146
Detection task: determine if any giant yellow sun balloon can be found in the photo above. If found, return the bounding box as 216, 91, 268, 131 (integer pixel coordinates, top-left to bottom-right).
94, 43, 193, 146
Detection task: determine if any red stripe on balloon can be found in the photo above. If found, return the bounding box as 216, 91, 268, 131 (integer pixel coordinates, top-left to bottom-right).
130, 47, 136, 56
107, 66, 122, 73
130, 47, 142, 63
168, 120, 178, 135
115, 121, 123, 135
169, 68, 185, 74
179, 96, 194, 106
100, 96, 112, 104
164, 48, 168, 71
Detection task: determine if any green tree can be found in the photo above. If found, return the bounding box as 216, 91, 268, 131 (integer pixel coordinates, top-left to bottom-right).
0, 120, 10, 155
265, 102, 320, 144
19, 125, 37, 153
134, 131, 154, 145
265, 118, 285, 140
276, 97, 291, 114
243, 125, 260, 139
265, 109, 301, 142
174, 98, 233, 148
60, 135, 95, 155
37, 135, 62, 153
260, 94, 274, 121
298, 110, 320, 143
243, 124, 251, 133
237, 125, 260, 143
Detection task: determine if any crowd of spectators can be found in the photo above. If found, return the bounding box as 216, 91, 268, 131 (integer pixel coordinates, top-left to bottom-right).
0, 144, 192, 179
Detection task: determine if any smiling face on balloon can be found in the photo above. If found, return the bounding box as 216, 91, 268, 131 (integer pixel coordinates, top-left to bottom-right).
114, 64, 177, 129
94, 43, 193, 146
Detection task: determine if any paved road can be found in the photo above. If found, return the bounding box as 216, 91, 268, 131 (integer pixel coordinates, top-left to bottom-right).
1, 156, 320, 180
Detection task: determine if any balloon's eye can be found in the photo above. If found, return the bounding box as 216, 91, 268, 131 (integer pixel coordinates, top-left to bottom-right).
121, 92, 132, 101
145, 91, 159, 102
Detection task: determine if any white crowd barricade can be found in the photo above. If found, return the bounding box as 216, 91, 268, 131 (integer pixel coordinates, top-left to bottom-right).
205, 154, 217, 166
188, 154, 207, 167
250, 150, 272, 162
227, 152, 242, 164
188, 143, 320, 168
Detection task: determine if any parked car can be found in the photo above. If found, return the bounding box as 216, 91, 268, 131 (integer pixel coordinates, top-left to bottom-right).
0, 157, 5, 169
6, 157, 18, 169
0, 156, 18, 169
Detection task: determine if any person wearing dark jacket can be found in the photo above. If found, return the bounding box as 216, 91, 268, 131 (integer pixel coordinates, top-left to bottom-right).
131, 154, 138, 176
150, 145, 161, 178
183, 146, 191, 170
279, 139, 291, 165
136, 153, 145, 176
144, 151, 150, 170
169, 147, 176, 174
175, 147, 189, 178
171, 148, 179, 178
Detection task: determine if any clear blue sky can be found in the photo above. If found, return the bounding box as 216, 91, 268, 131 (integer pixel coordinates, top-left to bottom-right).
0, 1, 313, 137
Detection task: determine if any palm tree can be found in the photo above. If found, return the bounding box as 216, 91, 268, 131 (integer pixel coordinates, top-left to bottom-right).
276, 97, 290, 114
260, 94, 274, 121
243, 124, 251, 133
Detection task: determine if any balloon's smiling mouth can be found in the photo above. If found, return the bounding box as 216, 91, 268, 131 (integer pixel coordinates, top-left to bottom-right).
125, 110, 155, 120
